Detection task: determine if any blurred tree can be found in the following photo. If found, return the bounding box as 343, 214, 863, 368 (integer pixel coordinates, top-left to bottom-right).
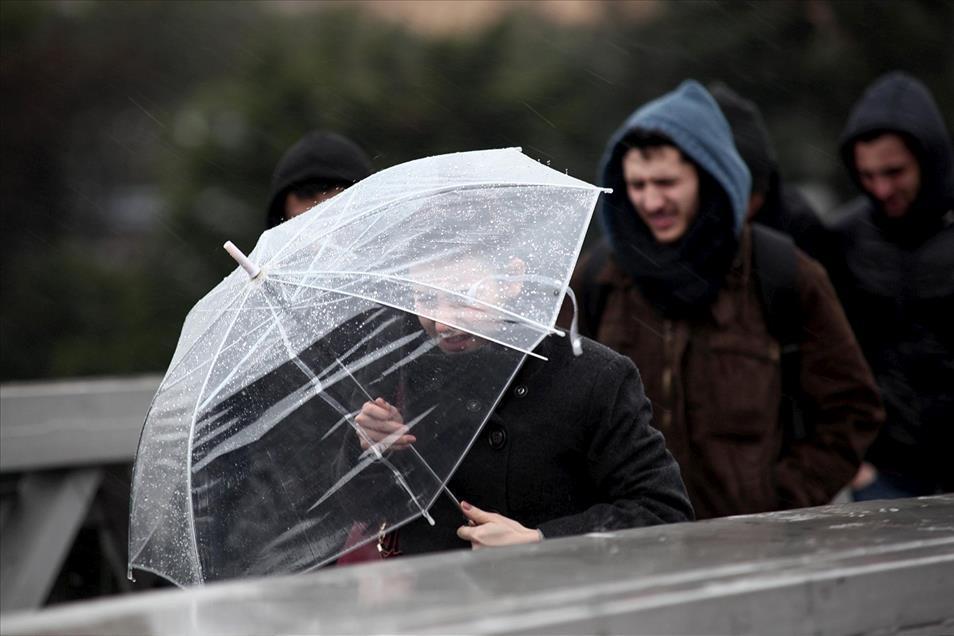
2, 0, 951, 380
1, 0, 262, 378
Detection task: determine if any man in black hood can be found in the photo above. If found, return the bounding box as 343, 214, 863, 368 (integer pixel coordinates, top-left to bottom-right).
709, 82, 834, 270
830, 71, 954, 499
266, 130, 373, 228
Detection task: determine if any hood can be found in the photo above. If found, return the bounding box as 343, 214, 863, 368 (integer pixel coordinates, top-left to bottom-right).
599, 79, 751, 239
596, 80, 750, 318
709, 81, 778, 197
709, 82, 801, 232
840, 71, 954, 223
266, 131, 373, 228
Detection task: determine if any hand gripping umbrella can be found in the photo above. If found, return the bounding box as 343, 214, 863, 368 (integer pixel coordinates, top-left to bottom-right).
128, 148, 608, 585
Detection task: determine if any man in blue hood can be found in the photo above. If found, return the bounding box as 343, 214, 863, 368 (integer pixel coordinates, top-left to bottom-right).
568, 81, 883, 519
829, 72, 954, 499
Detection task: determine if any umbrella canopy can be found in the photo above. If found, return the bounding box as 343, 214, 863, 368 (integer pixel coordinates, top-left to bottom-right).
129, 148, 607, 586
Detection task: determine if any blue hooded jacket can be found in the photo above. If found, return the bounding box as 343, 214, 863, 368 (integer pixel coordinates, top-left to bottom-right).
599, 79, 751, 237
595, 80, 752, 317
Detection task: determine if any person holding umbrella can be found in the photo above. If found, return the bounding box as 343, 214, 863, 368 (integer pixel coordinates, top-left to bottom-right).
129, 147, 690, 585
353, 250, 694, 556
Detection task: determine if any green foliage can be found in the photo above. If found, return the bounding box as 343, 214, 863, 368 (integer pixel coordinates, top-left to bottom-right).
2, 0, 952, 380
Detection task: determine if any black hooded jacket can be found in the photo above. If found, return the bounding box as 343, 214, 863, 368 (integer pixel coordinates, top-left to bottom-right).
830, 72, 954, 492
709, 82, 834, 269
266, 131, 372, 229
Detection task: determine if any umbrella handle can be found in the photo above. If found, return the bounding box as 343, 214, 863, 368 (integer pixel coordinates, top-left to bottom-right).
563, 287, 584, 356
224, 241, 261, 279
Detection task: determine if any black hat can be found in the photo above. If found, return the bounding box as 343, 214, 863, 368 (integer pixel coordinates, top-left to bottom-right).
709, 82, 777, 194
266, 131, 373, 228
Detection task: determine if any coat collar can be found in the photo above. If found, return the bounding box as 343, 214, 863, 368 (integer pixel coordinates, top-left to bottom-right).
596, 225, 752, 328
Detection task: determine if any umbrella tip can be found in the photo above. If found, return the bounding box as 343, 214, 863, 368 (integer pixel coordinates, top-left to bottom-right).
571, 337, 583, 357
223, 241, 261, 279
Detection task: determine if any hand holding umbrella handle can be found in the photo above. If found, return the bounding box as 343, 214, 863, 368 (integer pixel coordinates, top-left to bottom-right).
355, 398, 416, 451
356, 399, 466, 518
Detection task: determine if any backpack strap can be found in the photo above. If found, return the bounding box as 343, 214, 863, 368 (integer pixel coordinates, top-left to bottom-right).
750, 223, 807, 441
751, 224, 799, 346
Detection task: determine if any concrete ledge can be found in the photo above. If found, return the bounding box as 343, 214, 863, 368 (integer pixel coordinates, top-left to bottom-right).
0, 376, 161, 472
3, 495, 953, 635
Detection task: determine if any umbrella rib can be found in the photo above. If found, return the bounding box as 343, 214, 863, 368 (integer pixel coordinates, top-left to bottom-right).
286, 192, 356, 304
185, 283, 256, 583
273, 270, 560, 335
297, 197, 392, 301
262, 181, 602, 271
308, 406, 439, 526
330, 355, 374, 402
253, 290, 429, 532
319, 334, 436, 442
263, 185, 359, 277
272, 270, 563, 335
155, 281, 252, 394
160, 309, 280, 394
258, 287, 326, 389
192, 279, 359, 416
325, 351, 463, 511
408, 446, 462, 510
268, 275, 550, 361
196, 318, 281, 413
380, 455, 435, 526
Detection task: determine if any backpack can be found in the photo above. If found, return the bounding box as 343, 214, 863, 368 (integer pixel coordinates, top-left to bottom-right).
579, 224, 808, 441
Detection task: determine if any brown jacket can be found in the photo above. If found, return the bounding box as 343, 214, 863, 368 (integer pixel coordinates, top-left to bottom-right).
568, 226, 884, 519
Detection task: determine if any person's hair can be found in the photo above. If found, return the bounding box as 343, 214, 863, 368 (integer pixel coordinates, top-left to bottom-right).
619, 129, 695, 166
854, 129, 920, 158
288, 179, 349, 201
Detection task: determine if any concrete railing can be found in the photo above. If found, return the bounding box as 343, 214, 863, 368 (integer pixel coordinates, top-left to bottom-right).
2, 376, 952, 634
0, 376, 161, 612
2, 495, 953, 635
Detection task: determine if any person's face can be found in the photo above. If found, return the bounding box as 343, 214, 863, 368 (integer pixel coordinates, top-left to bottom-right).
284, 187, 345, 221
854, 134, 921, 218
411, 257, 522, 354
623, 146, 701, 244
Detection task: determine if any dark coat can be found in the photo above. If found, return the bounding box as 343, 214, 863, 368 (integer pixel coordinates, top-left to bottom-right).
392, 335, 694, 555
830, 72, 954, 492
570, 226, 884, 519
758, 179, 835, 272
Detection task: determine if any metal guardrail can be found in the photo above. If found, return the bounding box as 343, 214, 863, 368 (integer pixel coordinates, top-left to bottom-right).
2, 495, 953, 635
0, 376, 161, 612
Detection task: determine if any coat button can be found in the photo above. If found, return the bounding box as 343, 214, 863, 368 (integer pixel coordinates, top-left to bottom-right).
487, 425, 507, 450
513, 385, 528, 398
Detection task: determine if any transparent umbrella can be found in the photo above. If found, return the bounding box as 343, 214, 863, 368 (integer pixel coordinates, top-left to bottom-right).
128, 148, 608, 586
